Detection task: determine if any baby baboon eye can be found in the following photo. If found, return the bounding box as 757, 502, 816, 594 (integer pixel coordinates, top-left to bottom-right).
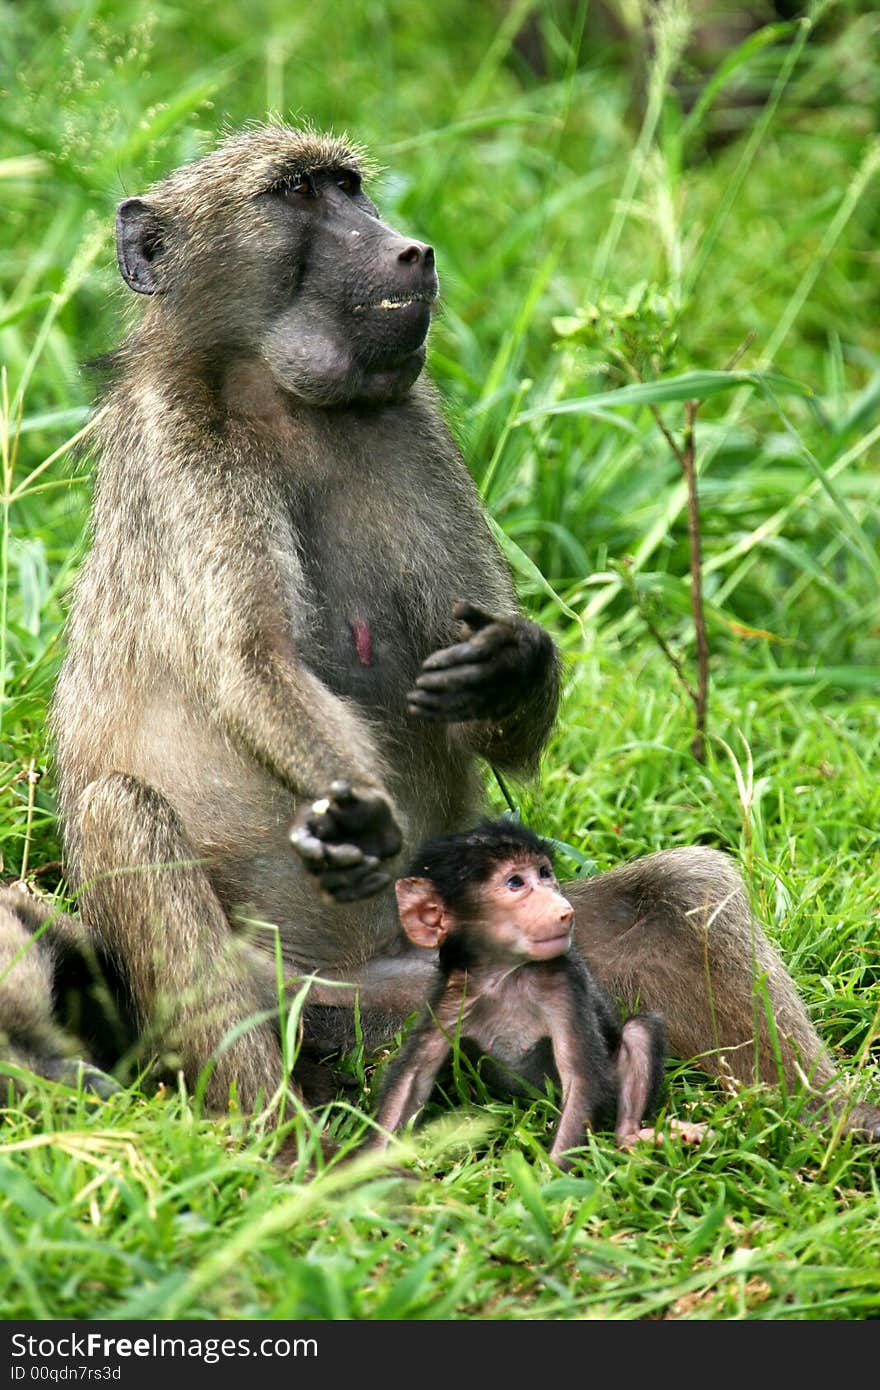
506, 873, 525, 890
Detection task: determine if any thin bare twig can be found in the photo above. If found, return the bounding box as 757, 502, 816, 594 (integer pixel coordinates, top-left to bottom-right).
637, 388, 710, 761
723, 330, 757, 374
680, 399, 709, 762
639, 601, 699, 708
619, 561, 698, 706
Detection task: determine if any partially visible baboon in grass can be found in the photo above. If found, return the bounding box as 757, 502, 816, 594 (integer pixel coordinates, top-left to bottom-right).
1, 123, 877, 1139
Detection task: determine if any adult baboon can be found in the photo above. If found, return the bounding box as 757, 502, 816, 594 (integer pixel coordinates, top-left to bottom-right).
2, 123, 877, 1136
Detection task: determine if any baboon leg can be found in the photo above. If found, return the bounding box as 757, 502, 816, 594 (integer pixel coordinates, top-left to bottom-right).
0, 886, 72, 1078
299, 952, 443, 1057
76, 773, 283, 1113
568, 847, 880, 1137
0, 885, 116, 1095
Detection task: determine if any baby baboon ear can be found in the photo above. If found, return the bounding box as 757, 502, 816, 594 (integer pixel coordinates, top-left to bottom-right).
394, 877, 450, 949
115, 198, 165, 295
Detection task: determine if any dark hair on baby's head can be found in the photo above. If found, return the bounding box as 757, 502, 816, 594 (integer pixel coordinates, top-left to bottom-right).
405, 818, 552, 909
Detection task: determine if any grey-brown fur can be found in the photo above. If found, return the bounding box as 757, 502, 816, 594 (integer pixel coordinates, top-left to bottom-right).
1, 122, 878, 1137
42, 123, 559, 1111
0, 885, 118, 1096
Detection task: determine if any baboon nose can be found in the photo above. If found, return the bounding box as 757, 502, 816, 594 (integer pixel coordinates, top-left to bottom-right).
398, 242, 434, 267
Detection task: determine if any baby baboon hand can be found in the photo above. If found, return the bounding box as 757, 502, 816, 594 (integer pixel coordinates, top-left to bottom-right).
289, 781, 402, 902
407, 600, 554, 722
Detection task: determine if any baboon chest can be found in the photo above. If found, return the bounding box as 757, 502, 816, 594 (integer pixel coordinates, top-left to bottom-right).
291, 477, 459, 713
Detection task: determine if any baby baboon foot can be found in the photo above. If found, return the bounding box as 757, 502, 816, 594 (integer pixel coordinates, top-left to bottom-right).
618, 1118, 709, 1149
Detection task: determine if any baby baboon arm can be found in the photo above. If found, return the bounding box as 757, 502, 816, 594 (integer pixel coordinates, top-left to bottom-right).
549, 1086, 594, 1167
372, 1021, 451, 1146
546, 1004, 596, 1168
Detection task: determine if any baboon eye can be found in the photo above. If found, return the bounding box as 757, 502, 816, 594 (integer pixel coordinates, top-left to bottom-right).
336, 172, 360, 194
506, 873, 525, 890
539, 863, 553, 881
283, 177, 314, 199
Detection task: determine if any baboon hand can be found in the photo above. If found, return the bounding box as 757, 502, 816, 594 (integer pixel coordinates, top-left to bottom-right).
407, 600, 554, 722
289, 781, 403, 902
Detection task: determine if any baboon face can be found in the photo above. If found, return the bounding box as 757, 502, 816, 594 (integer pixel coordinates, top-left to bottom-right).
114, 125, 439, 405
257, 166, 438, 405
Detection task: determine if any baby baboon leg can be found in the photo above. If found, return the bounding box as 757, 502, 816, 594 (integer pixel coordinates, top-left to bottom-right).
568, 847, 879, 1136
77, 773, 283, 1112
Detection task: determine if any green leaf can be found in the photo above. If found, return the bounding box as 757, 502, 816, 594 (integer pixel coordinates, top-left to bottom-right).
745, 666, 880, 689
486, 516, 584, 634
546, 837, 598, 878
99, 79, 220, 170
503, 1151, 554, 1256
517, 370, 813, 423
18, 406, 91, 435
10, 537, 49, 636
683, 1182, 728, 1256
0, 293, 54, 331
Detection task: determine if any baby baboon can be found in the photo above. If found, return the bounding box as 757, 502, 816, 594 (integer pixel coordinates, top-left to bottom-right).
2, 123, 877, 1137
372, 820, 691, 1167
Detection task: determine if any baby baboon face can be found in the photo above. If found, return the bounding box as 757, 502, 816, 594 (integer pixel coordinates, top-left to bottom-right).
115, 125, 439, 405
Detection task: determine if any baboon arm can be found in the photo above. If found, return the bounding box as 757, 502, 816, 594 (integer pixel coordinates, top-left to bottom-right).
155, 480, 392, 804
451, 643, 561, 774
549, 1082, 593, 1165
216, 642, 390, 802
407, 585, 561, 774
373, 1024, 451, 1144
547, 1008, 593, 1164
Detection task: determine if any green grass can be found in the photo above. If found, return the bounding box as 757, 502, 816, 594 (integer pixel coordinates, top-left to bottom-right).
1, 0, 880, 1320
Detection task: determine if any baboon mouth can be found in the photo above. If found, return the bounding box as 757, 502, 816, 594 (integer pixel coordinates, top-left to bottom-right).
528, 932, 572, 959
353, 294, 435, 314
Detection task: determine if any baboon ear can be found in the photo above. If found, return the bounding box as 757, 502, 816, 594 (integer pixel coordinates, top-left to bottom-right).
115, 198, 165, 295
394, 877, 450, 949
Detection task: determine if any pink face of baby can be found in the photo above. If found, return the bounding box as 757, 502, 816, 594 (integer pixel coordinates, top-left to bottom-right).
472, 856, 575, 960
395, 853, 574, 963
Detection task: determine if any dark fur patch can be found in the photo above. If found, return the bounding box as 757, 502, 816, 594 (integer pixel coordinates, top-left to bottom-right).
404, 816, 552, 909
